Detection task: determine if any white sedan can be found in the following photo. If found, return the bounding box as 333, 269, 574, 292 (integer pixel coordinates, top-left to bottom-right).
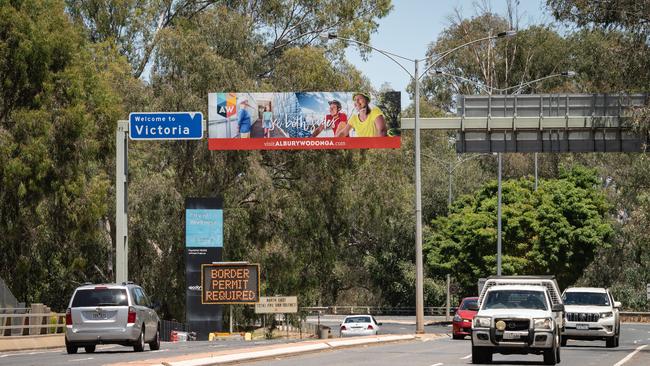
339, 315, 381, 337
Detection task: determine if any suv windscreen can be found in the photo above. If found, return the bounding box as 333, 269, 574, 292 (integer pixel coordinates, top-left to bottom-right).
563, 292, 610, 306
71, 288, 129, 307
483, 290, 548, 310
460, 299, 479, 310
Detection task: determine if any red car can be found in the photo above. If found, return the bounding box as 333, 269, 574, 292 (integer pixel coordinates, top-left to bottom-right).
452, 296, 479, 340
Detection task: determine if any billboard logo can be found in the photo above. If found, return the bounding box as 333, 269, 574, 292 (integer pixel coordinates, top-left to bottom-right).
217, 93, 237, 118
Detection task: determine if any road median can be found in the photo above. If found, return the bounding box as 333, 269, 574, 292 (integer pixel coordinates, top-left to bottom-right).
107, 333, 447, 366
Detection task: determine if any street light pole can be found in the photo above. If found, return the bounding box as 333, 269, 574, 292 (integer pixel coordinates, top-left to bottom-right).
497, 152, 502, 276
322, 30, 516, 334
414, 58, 425, 333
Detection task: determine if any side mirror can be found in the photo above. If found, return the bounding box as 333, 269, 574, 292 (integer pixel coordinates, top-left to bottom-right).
552, 304, 564, 312
378, 322, 383, 326
468, 303, 480, 311
614, 301, 622, 309
152, 301, 162, 312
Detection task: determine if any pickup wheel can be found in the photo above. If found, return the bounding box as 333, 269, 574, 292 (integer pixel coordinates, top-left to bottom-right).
543, 336, 559, 365
561, 335, 567, 347
606, 335, 617, 348
452, 334, 465, 340
472, 346, 492, 364
84, 345, 96, 353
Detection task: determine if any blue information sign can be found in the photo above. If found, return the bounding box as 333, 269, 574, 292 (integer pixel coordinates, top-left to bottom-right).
129, 112, 203, 140
185, 209, 223, 248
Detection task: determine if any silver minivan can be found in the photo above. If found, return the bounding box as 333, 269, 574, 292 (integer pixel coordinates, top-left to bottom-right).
65, 282, 160, 354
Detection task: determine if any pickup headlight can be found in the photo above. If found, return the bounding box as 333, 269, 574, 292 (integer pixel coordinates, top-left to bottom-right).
453, 314, 462, 322
600, 312, 613, 318
473, 316, 491, 328
533, 317, 553, 330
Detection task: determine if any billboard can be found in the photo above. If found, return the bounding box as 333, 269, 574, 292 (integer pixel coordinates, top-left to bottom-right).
201, 263, 260, 304
185, 197, 223, 340
207, 92, 401, 150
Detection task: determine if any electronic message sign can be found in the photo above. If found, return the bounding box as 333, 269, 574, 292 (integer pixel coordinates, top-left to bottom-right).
201, 263, 260, 304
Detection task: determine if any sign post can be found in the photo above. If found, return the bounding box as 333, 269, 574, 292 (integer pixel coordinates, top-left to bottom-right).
115, 112, 204, 284
647, 283, 650, 301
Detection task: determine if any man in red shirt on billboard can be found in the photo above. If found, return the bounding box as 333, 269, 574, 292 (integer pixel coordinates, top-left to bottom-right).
311, 100, 348, 137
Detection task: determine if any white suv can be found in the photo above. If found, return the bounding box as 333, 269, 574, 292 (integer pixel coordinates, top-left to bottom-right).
561, 287, 621, 347
65, 282, 160, 354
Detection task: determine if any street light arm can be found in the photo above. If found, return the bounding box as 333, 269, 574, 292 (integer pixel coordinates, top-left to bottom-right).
432, 70, 577, 95
322, 33, 415, 79
504, 72, 577, 94
419, 34, 503, 81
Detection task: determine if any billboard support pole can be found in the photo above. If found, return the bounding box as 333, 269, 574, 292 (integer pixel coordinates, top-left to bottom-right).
116, 120, 129, 283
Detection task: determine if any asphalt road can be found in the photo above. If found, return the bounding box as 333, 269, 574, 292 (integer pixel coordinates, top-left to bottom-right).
0, 321, 648, 366
239, 323, 650, 366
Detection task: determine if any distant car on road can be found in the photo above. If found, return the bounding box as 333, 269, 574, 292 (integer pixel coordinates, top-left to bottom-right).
561, 287, 621, 347
453, 297, 479, 339
65, 282, 160, 354
339, 315, 381, 337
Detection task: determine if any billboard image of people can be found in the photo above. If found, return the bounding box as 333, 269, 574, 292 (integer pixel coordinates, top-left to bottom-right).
207, 92, 400, 150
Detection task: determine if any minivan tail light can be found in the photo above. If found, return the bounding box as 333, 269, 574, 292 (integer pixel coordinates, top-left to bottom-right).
367, 324, 374, 330
127, 306, 136, 324
65, 309, 72, 325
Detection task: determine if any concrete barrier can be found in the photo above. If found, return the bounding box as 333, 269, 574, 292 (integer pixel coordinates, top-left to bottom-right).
0, 334, 64, 352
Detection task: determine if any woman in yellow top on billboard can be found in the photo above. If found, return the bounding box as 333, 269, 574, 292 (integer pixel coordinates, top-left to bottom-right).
336, 92, 387, 137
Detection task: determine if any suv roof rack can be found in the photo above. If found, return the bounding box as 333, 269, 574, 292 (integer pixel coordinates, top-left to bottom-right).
121, 281, 135, 285
81, 282, 93, 286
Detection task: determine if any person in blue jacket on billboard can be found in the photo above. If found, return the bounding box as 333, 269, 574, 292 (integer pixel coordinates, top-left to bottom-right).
238, 99, 252, 138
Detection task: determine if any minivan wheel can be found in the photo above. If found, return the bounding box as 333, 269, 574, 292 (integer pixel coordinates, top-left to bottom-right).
65, 338, 77, 354
66, 344, 78, 354
84, 345, 96, 353
149, 325, 161, 351
134, 327, 145, 352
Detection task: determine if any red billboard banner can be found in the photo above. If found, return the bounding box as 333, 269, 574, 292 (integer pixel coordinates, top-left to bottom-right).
207, 92, 401, 150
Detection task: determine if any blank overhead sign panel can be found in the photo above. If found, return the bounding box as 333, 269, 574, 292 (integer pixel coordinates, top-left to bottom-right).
402, 94, 649, 153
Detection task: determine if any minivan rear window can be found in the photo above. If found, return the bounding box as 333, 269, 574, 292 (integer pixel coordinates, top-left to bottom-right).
71, 289, 128, 307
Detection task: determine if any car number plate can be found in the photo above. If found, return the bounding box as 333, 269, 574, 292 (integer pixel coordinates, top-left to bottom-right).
503, 331, 528, 340
576, 323, 589, 330
91, 312, 107, 320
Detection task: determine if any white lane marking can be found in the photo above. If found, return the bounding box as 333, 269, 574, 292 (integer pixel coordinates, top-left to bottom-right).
430, 363, 443, 366
70, 357, 94, 362
0, 349, 61, 358
461, 354, 472, 359
613, 344, 648, 366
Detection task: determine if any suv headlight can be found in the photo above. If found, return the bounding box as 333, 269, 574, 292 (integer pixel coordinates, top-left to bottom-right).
533, 318, 553, 330
473, 316, 491, 328
600, 312, 613, 318
453, 314, 462, 322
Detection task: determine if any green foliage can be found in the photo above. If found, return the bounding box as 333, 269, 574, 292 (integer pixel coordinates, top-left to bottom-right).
0, 0, 122, 309
424, 166, 613, 297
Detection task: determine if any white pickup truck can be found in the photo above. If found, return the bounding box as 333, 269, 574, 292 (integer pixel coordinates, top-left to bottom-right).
561, 287, 621, 347
470, 276, 564, 365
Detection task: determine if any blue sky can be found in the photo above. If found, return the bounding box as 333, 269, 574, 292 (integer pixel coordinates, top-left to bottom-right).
345, 0, 556, 107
